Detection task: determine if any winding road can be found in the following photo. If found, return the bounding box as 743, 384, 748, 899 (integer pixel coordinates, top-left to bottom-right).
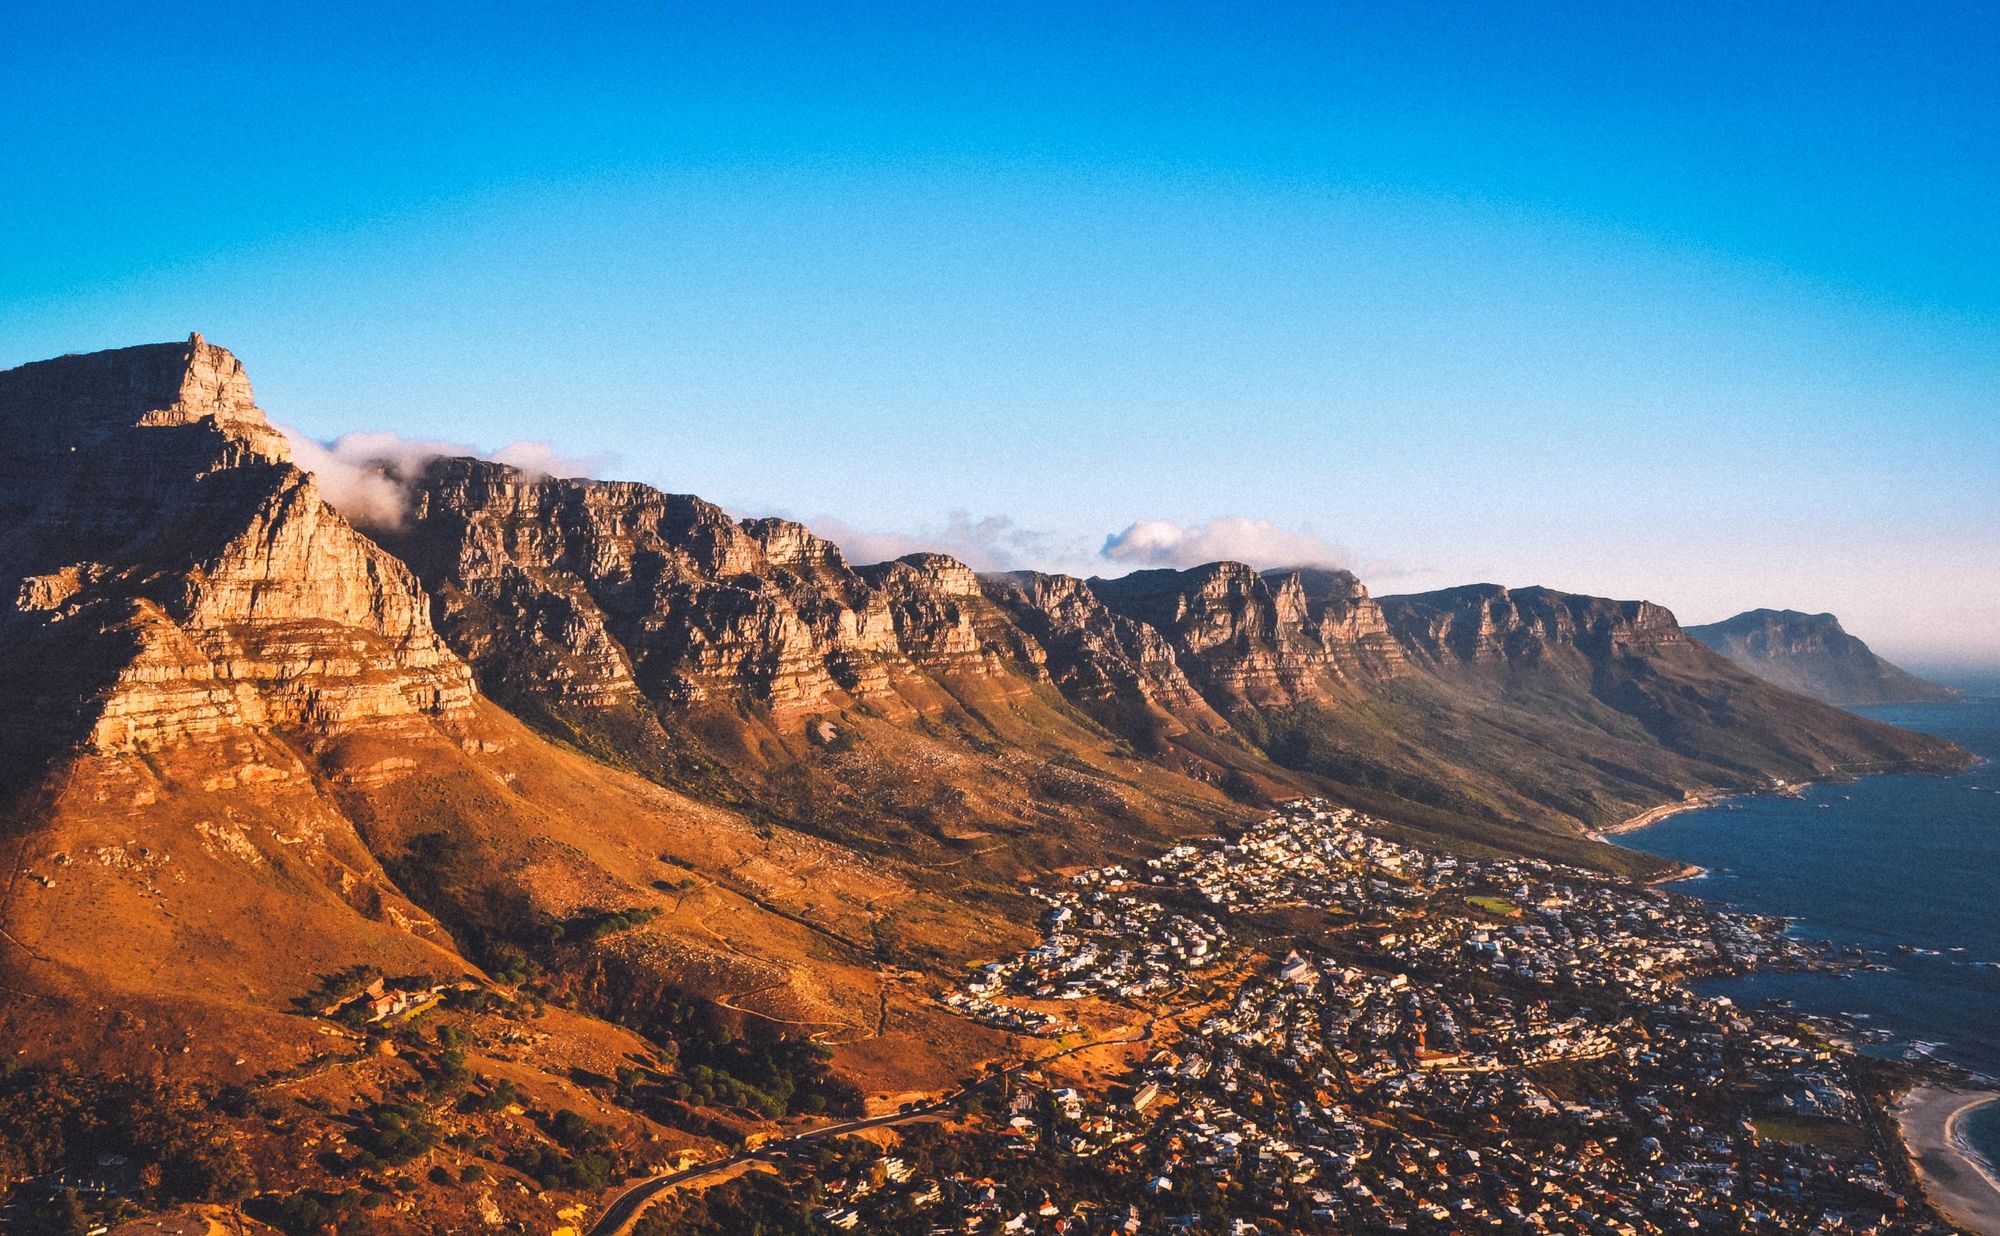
583, 1018, 1157, 1235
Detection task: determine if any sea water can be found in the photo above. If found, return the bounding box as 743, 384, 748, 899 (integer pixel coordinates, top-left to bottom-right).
1617, 689, 2000, 1166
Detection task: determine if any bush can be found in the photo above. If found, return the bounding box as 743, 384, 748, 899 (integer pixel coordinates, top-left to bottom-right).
351, 1103, 440, 1164
247, 1189, 348, 1236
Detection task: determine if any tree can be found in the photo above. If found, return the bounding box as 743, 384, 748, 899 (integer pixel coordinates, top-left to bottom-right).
52, 1188, 88, 1236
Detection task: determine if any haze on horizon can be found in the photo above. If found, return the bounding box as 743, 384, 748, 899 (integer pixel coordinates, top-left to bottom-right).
3, 3, 1997, 669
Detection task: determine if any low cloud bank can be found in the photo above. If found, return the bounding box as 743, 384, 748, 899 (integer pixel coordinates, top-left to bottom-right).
812, 511, 1087, 574
1100, 516, 1352, 571
280, 427, 606, 528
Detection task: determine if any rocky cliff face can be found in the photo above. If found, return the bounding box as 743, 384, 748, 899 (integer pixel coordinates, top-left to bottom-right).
0, 341, 1009, 1112
1686, 609, 1961, 706
982, 570, 1221, 727
0, 336, 473, 778
1373, 583, 1969, 797
367, 453, 1970, 846
7, 337, 1967, 883
1085, 563, 1406, 708
1381, 584, 1691, 675
381, 458, 1043, 724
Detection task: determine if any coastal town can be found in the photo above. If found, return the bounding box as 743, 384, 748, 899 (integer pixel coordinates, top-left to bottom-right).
650, 801, 1965, 1235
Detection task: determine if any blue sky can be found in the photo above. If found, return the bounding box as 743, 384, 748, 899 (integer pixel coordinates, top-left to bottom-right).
4, 2, 1997, 665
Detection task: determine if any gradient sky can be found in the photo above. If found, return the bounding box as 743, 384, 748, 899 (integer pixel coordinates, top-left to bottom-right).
4, 2, 1997, 666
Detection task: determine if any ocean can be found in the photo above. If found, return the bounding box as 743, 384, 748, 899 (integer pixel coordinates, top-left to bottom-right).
1615, 689, 2000, 1166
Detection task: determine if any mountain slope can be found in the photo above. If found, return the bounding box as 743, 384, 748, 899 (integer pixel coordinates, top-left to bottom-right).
370, 456, 1244, 877
357, 446, 1970, 871
1687, 608, 1962, 706
0, 340, 1016, 1150
1040, 568, 1966, 843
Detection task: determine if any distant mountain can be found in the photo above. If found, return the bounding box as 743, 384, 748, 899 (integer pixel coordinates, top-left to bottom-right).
1686, 609, 1962, 706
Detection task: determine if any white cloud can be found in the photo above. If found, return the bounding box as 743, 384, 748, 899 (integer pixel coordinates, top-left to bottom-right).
1099, 516, 1352, 572
279, 427, 607, 528
810, 510, 1088, 574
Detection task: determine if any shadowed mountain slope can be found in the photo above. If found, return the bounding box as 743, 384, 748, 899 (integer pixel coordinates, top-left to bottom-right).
1687, 608, 1963, 706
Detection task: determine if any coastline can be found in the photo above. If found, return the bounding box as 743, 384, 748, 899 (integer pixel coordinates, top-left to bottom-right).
1595, 792, 1729, 839
1590, 795, 1723, 883
1598, 742, 1983, 848
1897, 1086, 2000, 1235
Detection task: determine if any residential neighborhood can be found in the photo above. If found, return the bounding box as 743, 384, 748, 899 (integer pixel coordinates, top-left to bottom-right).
701, 801, 1958, 1235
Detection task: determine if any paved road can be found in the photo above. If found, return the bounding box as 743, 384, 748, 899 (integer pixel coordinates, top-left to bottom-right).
585, 1104, 954, 1235
584, 1019, 1156, 1236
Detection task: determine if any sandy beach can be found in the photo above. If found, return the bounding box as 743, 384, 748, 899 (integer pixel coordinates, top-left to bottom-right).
1897, 1086, 2000, 1235
1594, 793, 1727, 839
1588, 796, 1720, 882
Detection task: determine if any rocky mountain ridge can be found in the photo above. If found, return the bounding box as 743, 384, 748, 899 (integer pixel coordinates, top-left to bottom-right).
349, 425, 1970, 854
0, 336, 474, 778
0, 339, 1022, 1112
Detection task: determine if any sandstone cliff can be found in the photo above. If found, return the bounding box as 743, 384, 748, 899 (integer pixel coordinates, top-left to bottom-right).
1687, 609, 1961, 706
382, 457, 1050, 721
1085, 563, 1406, 709
0, 335, 474, 779
358, 444, 1969, 853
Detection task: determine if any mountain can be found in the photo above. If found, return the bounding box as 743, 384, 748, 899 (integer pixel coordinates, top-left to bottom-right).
371, 455, 1240, 877
0, 337, 1975, 1230
0, 339, 1033, 1232
1687, 609, 1963, 706
351, 455, 1970, 870
1052, 571, 1968, 854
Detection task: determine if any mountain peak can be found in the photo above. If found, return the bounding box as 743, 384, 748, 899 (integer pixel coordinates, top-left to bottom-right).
0, 335, 291, 464
1687, 609, 1960, 705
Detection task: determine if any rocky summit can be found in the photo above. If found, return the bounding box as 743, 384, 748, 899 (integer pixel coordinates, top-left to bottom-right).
0, 338, 1977, 1236
1688, 608, 1963, 706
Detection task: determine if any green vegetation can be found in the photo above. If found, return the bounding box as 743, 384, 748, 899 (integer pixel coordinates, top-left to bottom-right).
672, 1033, 855, 1119
1467, 894, 1521, 916
553, 905, 662, 944
349, 1102, 441, 1164
291, 964, 384, 1019
504, 1109, 621, 1190
634, 1137, 882, 1236
0, 1064, 255, 1220
246, 1189, 363, 1236
1752, 1114, 1869, 1152
583, 981, 863, 1121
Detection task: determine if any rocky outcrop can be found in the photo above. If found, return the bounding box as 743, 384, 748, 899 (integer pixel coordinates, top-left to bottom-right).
1381, 584, 1690, 675
858, 553, 1046, 679
381, 459, 1043, 722
367, 452, 1972, 841
982, 571, 1219, 726
0, 340, 998, 1097
0, 336, 473, 777
1375, 583, 1970, 787
11, 338, 1963, 861
1086, 563, 1405, 708
1687, 609, 1961, 706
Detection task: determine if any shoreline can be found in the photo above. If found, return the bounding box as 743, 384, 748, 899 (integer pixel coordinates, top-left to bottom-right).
1897, 1086, 2000, 1235
1590, 795, 1723, 883
1595, 792, 1730, 839
1598, 743, 1982, 849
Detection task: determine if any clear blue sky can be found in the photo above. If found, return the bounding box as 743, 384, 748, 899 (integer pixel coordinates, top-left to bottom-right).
4, 2, 1997, 665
